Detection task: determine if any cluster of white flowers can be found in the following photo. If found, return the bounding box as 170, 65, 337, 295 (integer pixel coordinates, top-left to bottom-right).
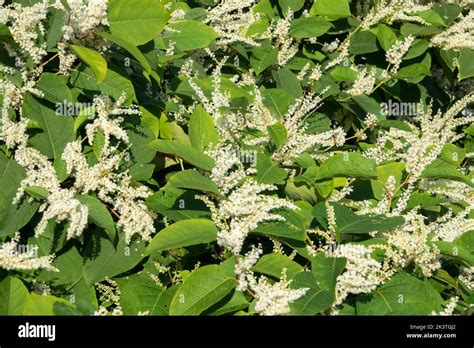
94, 278, 123, 316
384, 212, 441, 277
385, 35, 415, 75
55, 0, 110, 74
204, 0, 263, 47
271, 11, 298, 66
347, 67, 376, 96
0, 0, 49, 64
360, 0, 433, 29
0, 233, 57, 272
431, 10, 474, 51
235, 247, 308, 315
432, 296, 459, 316
332, 243, 392, 305
273, 92, 346, 164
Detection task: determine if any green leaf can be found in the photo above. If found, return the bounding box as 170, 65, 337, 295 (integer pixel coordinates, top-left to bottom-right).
169, 265, 236, 315
108, 0, 169, 46
36, 73, 73, 104
356, 272, 443, 315
98, 32, 152, 74
311, 252, 346, 290
83, 235, 146, 286
145, 219, 217, 254
189, 105, 219, 152
148, 139, 215, 171
414, 9, 446, 26
22, 93, 75, 159
117, 273, 167, 315
289, 17, 332, 39
250, 42, 278, 76
267, 122, 288, 149
317, 152, 378, 180
279, 0, 305, 13
256, 152, 287, 185
376, 24, 397, 51
262, 88, 294, 118
165, 20, 218, 51
167, 170, 220, 194
433, 241, 474, 266
70, 64, 136, 103
401, 23, 443, 37
70, 45, 107, 84
371, 162, 405, 200
395, 63, 431, 82
272, 68, 303, 98
421, 159, 473, 187
25, 186, 49, 199
330, 67, 358, 81
350, 31, 379, 55
253, 220, 306, 241
205, 290, 249, 316
46, 8, 67, 50
310, 0, 351, 19
253, 253, 304, 280
0, 277, 29, 315
77, 195, 116, 242
458, 48, 474, 81
289, 272, 334, 315
403, 39, 429, 60
24, 293, 74, 315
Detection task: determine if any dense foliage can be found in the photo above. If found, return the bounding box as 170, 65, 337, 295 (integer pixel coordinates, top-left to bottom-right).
0, 0, 473, 316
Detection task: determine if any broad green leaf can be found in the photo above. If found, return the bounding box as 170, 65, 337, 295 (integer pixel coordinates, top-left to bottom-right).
169, 265, 236, 315
279, 0, 305, 13
117, 273, 167, 315
285, 177, 317, 204
70, 45, 107, 84
23, 93, 75, 159
401, 23, 443, 37
167, 170, 220, 194
165, 20, 218, 51
205, 290, 249, 316
256, 152, 287, 185
414, 9, 446, 26
312, 202, 405, 235
289, 272, 334, 315
330, 67, 358, 81
289, 17, 332, 39
262, 88, 294, 118
272, 68, 302, 98
0, 277, 29, 315
311, 252, 346, 290
421, 159, 473, 187
317, 153, 378, 180
458, 48, 474, 81
253, 220, 306, 241
46, 8, 66, 50
310, 0, 351, 19
148, 139, 215, 171
24, 293, 74, 315
189, 105, 219, 151
403, 39, 429, 60
70, 64, 136, 103
250, 42, 278, 76
433, 241, 474, 266
98, 32, 152, 74
25, 186, 49, 199
376, 24, 397, 51
253, 253, 303, 280
146, 219, 217, 254
146, 187, 211, 221
395, 63, 431, 82
371, 162, 405, 200
108, 0, 169, 46
77, 195, 116, 242
36, 73, 73, 104
83, 235, 146, 286
349, 31, 379, 55
267, 122, 288, 149
356, 272, 443, 315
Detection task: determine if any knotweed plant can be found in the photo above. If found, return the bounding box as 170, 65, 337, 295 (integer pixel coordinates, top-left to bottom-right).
0, 0, 473, 317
